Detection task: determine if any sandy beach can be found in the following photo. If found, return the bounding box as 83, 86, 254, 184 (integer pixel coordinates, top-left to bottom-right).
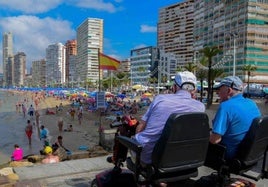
0, 90, 110, 166
0, 89, 268, 167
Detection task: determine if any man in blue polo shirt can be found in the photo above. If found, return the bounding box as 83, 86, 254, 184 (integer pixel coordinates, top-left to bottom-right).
210, 76, 261, 159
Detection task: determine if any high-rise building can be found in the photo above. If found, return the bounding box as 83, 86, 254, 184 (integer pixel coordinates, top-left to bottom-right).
118, 59, 131, 74
130, 46, 159, 86
13, 52, 26, 87
6, 55, 14, 87
2, 32, 13, 86
193, 0, 268, 83
76, 18, 103, 83
65, 40, 77, 84
45, 43, 66, 86
158, 0, 194, 68
32, 59, 46, 87
159, 51, 177, 84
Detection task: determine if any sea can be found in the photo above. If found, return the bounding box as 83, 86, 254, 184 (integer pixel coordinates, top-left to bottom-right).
0, 90, 42, 165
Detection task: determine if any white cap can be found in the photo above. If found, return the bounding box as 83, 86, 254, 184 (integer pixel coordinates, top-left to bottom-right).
174, 71, 197, 88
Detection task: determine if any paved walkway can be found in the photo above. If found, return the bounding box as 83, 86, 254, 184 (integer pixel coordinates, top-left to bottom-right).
11, 155, 268, 187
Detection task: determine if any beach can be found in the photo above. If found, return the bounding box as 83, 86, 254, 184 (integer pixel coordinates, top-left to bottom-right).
0, 89, 267, 167
0, 90, 111, 165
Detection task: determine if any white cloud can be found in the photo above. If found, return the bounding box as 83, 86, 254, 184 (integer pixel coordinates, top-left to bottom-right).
0, 0, 122, 14
71, 0, 120, 13
0, 15, 76, 70
0, 0, 63, 14
140, 24, 157, 33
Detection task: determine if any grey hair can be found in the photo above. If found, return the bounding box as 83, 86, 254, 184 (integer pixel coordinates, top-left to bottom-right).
181, 83, 195, 91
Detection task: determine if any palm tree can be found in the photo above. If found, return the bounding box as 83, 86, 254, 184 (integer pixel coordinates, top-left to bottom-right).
200, 46, 221, 108
242, 64, 257, 97
184, 62, 197, 73
196, 56, 208, 102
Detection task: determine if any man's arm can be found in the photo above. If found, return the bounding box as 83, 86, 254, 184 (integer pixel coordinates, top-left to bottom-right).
209, 132, 222, 144
136, 120, 146, 133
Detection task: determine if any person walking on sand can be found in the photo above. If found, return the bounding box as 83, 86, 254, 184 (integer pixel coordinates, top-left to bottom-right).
57, 117, 64, 132
28, 104, 35, 117
40, 125, 49, 146
77, 111, 82, 125
25, 120, 33, 145
35, 110, 40, 126
69, 107, 76, 120
22, 104, 27, 118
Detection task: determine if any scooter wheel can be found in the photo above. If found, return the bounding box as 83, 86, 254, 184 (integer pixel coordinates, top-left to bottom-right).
90, 179, 98, 187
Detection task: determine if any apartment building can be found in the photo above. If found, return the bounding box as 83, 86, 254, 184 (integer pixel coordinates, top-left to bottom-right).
76, 18, 103, 83
13, 52, 26, 87
32, 59, 46, 87
193, 0, 268, 83
158, 51, 177, 84
2, 32, 13, 86
6, 55, 14, 87
158, 0, 194, 68
45, 43, 66, 86
65, 40, 77, 84
130, 46, 159, 86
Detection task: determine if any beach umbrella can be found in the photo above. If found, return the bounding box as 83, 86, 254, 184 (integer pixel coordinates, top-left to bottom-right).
117, 93, 126, 99
90, 92, 97, 97
132, 84, 142, 90
105, 92, 115, 98
87, 98, 95, 103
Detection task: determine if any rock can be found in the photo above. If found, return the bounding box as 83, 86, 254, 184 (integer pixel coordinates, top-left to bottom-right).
9, 161, 33, 167
7, 173, 19, 181
0, 167, 13, 176
27, 155, 45, 163
0, 176, 10, 185
88, 145, 109, 157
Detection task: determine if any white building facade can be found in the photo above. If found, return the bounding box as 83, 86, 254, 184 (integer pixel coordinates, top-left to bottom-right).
45, 43, 66, 86
2, 32, 13, 86
76, 18, 103, 83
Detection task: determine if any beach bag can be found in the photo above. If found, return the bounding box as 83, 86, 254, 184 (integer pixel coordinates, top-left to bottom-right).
54, 147, 68, 161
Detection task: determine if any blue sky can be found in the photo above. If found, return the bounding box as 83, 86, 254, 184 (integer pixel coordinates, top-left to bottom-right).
0, 0, 182, 72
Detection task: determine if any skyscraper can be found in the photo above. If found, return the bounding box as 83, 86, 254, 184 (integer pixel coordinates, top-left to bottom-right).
76, 18, 103, 83
158, 0, 194, 67
13, 52, 26, 87
65, 40, 77, 85
2, 32, 13, 86
194, 0, 268, 83
32, 59, 46, 87
46, 43, 66, 86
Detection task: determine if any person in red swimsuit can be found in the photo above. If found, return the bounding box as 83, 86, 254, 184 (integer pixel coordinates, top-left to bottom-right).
25, 120, 33, 145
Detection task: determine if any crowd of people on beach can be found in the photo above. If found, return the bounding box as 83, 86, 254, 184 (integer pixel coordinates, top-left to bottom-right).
8, 87, 151, 165
6, 71, 266, 187
10, 91, 74, 164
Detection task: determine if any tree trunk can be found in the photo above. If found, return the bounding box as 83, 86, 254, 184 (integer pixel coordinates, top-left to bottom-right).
206, 62, 212, 109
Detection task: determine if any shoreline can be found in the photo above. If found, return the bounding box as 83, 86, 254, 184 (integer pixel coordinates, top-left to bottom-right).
0, 90, 110, 166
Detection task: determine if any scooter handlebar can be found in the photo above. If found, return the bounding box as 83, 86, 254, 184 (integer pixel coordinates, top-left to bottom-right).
110, 122, 123, 128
